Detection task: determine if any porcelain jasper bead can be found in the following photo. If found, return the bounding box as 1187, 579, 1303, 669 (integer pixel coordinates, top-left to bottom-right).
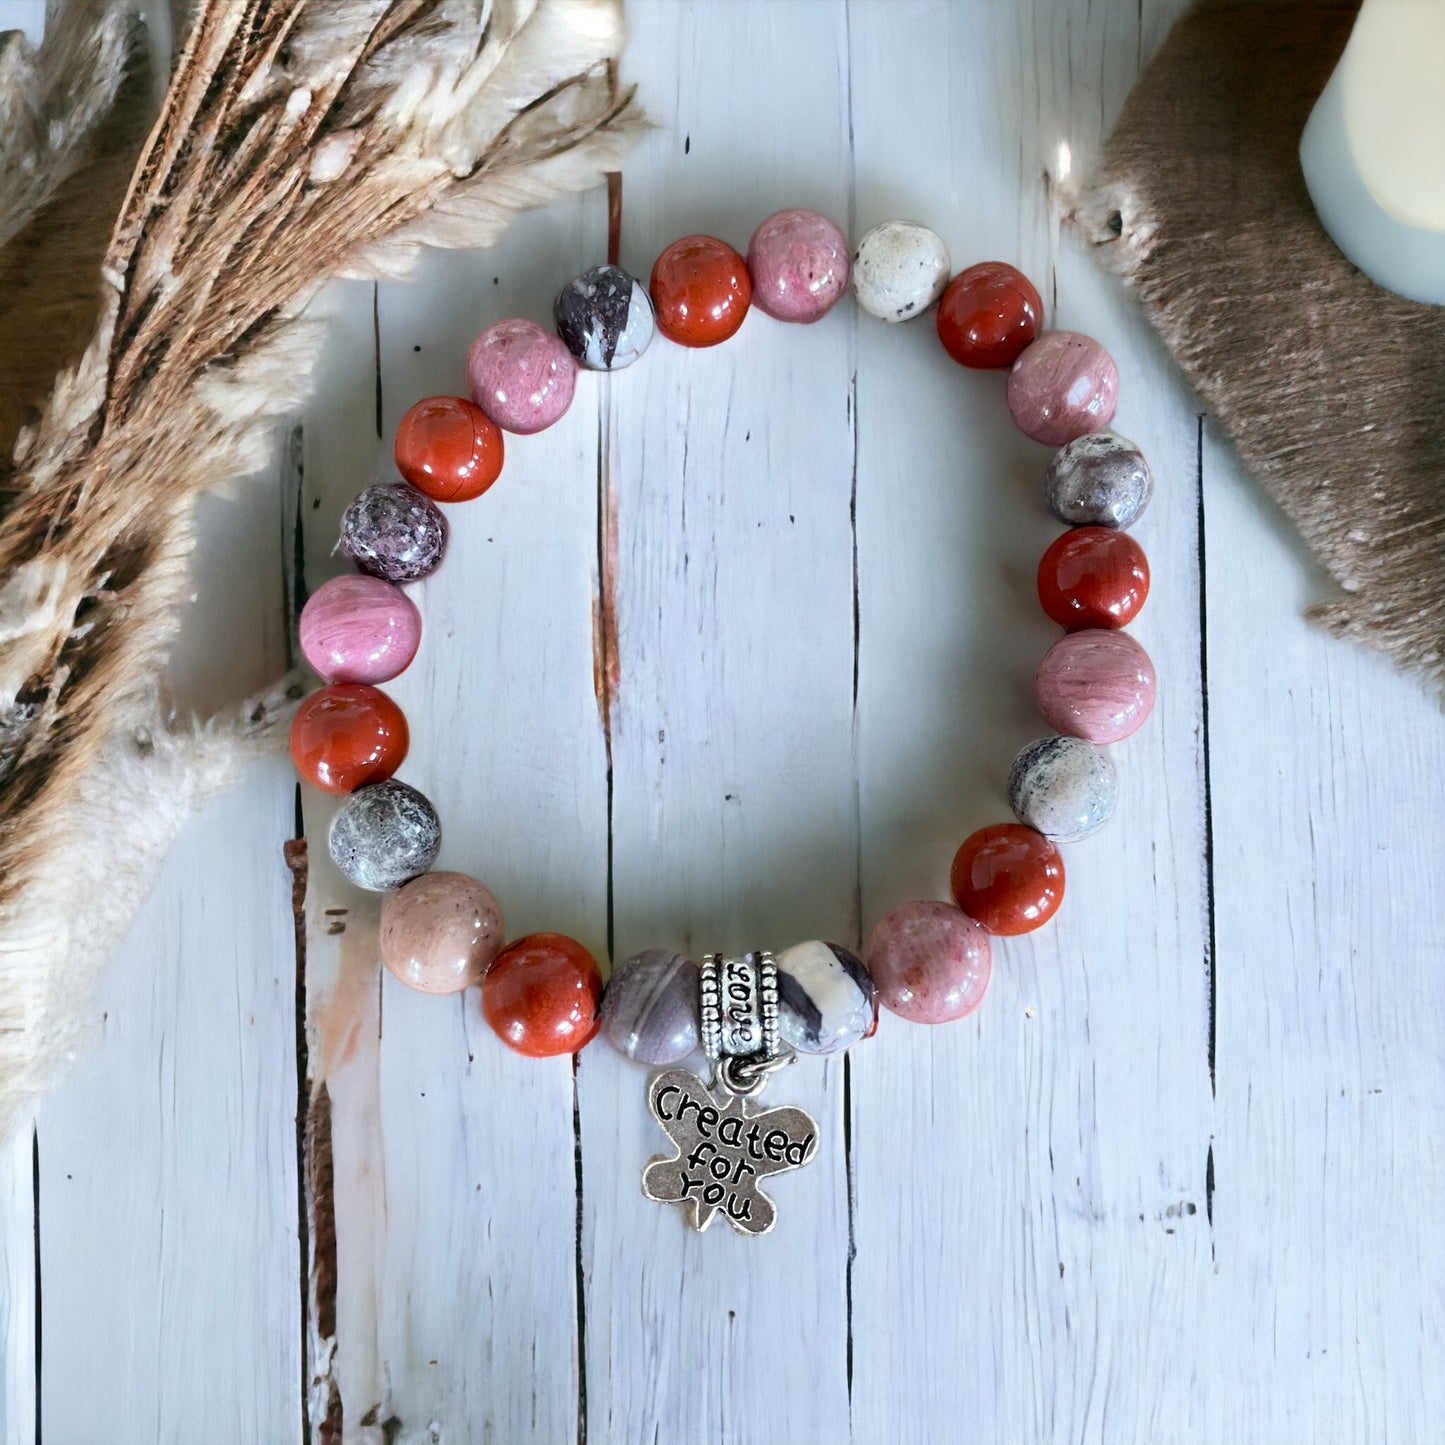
1008, 735, 1118, 843
774, 940, 878, 1054
466, 318, 576, 434
867, 900, 992, 1024
381, 871, 504, 994
1007, 330, 1119, 445
554, 264, 655, 371
600, 949, 701, 1065
1035, 630, 1157, 744
746, 209, 851, 323
299, 574, 421, 685
851, 220, 951, 322
1044, 430, 1153, 528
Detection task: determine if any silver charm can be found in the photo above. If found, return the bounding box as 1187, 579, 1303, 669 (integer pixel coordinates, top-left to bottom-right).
640, 1062, 818, 1235
641, 950, 818, 1235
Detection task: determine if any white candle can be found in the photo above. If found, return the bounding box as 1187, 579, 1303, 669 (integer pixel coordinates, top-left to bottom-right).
1300, 0, 1445, 304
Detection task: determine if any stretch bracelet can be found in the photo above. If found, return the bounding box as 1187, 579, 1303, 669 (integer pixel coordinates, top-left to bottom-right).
290, 207, 1157, 1235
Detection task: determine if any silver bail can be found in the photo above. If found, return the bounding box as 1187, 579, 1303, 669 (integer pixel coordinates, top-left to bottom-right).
699, 951, 788, 1096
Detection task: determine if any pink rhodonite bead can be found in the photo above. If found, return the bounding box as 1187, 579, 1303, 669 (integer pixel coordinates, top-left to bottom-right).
1007, 331, 1119, 446
1034, 629, 1156, 743
466, 318, 577, 434
298, 574, 421, 685
866, 899, 993, 1024
746, 208, 851, 323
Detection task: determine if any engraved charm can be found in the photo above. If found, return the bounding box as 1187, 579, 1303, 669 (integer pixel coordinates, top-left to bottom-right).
640, 1067, 819, 1235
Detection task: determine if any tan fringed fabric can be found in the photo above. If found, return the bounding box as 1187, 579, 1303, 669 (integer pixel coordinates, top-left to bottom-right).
1073, 0, 1445, 697
0, 0, 643, 1132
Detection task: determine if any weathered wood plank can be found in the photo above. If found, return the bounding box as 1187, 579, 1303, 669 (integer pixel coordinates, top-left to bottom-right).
35, 771, 302, 1442
848, 4, 1212, 1441
579, 4, 856, 1439
296, 195, 611, 1440
0, 1126, 35, 1445
1202, 420, 1445, 1439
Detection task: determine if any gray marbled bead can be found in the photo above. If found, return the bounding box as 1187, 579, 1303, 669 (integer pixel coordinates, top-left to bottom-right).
600, 949, 700, 1064
553, 264, 655, 371
336, 482, 447, 583
1043, 430, 1154, 529
328, 780, 441, 891
1007, 735, 1118, 843
775, 940, 878, 1055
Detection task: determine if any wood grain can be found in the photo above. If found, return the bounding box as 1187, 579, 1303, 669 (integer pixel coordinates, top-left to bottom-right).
3, 2, 1443, 1442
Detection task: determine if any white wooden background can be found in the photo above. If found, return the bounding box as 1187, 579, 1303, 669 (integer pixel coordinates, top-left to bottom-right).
3, 1, 1444, 1441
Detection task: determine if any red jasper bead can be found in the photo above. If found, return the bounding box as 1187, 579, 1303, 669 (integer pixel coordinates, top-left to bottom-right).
1037, 526, 1150, 630
935, 261, 1043, 369
649, 235, 752, 347
289, 684, 409, 794
394, 395, 504, 503
482, 932, 603, 1058
949, 824, 1064, 935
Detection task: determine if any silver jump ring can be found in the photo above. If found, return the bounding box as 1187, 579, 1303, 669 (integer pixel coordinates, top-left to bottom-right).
715, 1050, 795, 1098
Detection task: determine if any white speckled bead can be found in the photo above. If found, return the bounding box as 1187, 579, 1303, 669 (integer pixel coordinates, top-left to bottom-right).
775, 940, 878, 1055
852, 221, 951, 323
1044, 430, 1154, 529
1007, 735, 1119, 842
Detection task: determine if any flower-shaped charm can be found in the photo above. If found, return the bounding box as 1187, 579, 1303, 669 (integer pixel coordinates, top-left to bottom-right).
641, 1068, 819, 1235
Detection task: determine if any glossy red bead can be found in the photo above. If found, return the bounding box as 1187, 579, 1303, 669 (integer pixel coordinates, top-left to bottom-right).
289, 684, 408, 794
935, 261, 1043, 369
394, 395, 504, 503
949, 824, 1065, 936
482, 932, 603, 1058
1037, 526, 1150, 630
649, 235, 752, 347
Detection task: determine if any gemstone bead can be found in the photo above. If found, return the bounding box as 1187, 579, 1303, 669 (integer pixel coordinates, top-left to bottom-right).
328, 779, 441, 892
553, 264, 655, 371
1037, 526, 1150, 630
1007, 331, 1120, 446
746, 208, 851, 323
851, 220, 950, 323
649, 234, 752, 346
1007, 735, 1119, 843
950, 824, 1065, 935
866, 900, 992, 1024
394, 395, 504, 503
774, 939, 878, 1054
1034, 630, 1157, 744
936, 261, 1043, 368
599, 949, 700, 1065
1044, 430, 1154, 529
290, 683, 408, 794
465, 318, 576, 434
298, 574, 421, 685
482, 932, 603, 1058
380, 870, 504, 994
337, 482, 447, 583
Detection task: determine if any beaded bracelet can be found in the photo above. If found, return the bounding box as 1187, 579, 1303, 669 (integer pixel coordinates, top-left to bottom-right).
291, 206, 1157, 1236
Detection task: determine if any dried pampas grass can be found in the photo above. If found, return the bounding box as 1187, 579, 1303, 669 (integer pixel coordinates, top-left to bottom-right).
0, 0, 643, 1134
